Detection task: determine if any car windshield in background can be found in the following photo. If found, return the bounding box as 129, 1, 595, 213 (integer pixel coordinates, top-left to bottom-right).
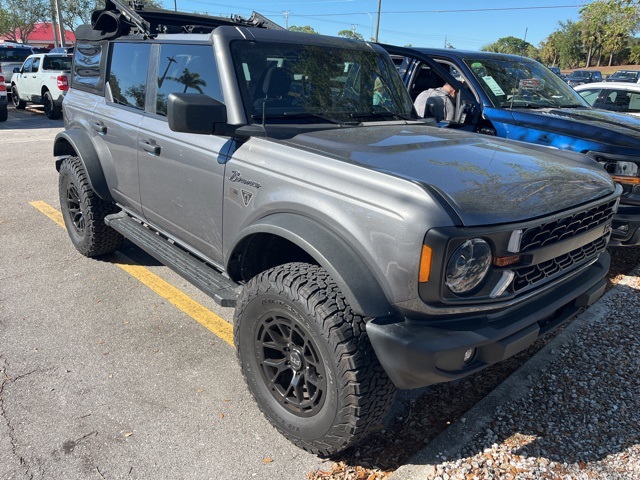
608, 70, 639, 82
230, 41, 415, 124
568, 71, 592, 79
464, 57, 588, 109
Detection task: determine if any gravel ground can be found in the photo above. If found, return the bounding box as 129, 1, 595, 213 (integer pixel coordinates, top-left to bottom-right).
309, 246, 640, 480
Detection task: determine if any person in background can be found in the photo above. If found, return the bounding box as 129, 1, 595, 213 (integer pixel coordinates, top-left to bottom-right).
414, 83, 456, 122
373, 77, 392, 109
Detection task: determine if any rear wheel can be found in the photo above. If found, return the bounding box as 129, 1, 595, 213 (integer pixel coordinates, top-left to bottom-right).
58, 156, 123, 257
235, 262, 396, 456
43, 91, 61, 119
0, 106, 7, 122
11, 86, 26, 109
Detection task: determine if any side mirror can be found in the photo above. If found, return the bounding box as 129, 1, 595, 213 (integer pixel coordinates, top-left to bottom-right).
167, 93, 228, 135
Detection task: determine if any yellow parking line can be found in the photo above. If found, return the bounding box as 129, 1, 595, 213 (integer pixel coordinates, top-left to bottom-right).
30, 201, 234, 347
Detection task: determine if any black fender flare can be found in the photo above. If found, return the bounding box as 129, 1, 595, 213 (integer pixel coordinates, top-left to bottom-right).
233, 213, 395, 318
53, 129, 114, 202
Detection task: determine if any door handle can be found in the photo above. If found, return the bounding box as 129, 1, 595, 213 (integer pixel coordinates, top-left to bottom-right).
139, 140, 161, 156
91, 122, 107, 135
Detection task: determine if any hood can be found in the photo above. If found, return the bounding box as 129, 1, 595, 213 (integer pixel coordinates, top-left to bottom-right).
282, 125, 615, 226
510, 106, 640, 151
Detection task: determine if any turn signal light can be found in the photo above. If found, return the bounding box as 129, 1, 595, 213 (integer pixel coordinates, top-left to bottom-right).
419, 245, 433, 283
611, 175, 640, 185
0, 77, 5, 92
493, 254, 521, 267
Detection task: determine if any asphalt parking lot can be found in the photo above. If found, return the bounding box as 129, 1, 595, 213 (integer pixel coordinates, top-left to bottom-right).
2, 105, 639, 480
0, 107, 328, 479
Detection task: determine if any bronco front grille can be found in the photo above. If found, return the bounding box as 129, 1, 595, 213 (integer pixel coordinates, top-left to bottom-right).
519, 198, 617, 253
512, 236, 608, 293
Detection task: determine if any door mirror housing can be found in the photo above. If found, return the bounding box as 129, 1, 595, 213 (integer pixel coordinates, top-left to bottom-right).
167, 93, 228, 135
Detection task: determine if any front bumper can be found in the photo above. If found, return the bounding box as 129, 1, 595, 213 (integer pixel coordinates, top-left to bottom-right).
610, 204, 640, 246
366, 251, 610, 389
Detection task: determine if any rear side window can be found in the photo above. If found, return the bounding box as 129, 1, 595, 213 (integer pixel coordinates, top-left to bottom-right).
73, 42, 104, 91
43, 56, 72, 70
108, 42, 151, 110
154, 43, 222, 116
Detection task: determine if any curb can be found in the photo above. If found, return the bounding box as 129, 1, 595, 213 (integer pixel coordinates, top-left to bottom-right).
389, 269, 637, 480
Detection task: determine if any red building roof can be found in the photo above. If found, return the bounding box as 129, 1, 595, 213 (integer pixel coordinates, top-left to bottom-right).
2, 22, 75, 47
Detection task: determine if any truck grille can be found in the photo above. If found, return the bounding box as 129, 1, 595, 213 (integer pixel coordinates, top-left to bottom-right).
512, 236, 608, 293
519, 198, 617, 252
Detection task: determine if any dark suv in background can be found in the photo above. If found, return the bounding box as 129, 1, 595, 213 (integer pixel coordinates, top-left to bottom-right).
565, 69, 603, 87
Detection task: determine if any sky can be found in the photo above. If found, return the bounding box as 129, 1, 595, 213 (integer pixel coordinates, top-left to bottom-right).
159, 0, 593, 50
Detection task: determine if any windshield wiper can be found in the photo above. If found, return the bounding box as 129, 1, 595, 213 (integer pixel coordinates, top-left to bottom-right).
349, 111, 413, 121
556, 104, 587, 109
250, 112, 342, 124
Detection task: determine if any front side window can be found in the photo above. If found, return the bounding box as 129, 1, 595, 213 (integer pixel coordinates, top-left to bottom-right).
32, 57, 41, 72
108, 42, 151, 110
21, 58, 33, 73
155, 43, 222, 116
230, 41, 414, 124
464, 57, 588, 109
577, 88, 601, 106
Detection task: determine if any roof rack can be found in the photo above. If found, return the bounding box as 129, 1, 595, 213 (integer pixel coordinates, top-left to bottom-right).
76, 0, 283, 41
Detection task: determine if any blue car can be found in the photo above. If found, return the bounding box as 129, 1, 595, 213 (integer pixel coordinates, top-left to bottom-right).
383, 45, 640, 246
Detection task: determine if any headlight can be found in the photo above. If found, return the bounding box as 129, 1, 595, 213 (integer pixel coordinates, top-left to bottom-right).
445, 238, 492, 294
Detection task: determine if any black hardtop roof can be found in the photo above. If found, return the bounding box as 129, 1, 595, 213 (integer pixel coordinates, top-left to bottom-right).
408, 47, 542, 63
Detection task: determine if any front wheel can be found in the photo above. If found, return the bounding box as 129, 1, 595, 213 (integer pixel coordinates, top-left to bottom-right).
11, 86, 26, 109
43, 91, 61, 119
58, 156, 123, 257
235, 262, 396, 456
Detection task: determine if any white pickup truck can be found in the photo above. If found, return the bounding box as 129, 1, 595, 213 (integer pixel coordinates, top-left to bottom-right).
11, 53, 72, 119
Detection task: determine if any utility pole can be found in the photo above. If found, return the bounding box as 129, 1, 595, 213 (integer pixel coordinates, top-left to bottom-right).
50, 0, 60, 48
55, 0, 66, 47
282, 11, 290, 29
374, 0, 381, 42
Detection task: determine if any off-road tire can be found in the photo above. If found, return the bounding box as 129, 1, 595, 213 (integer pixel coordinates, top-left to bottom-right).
43, 91, 61, 120
235, 262, 396, 456
58, 156, 123, 257
11, 86, 26, 109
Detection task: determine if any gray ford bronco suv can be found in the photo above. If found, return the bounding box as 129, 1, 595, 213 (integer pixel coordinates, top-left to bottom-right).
55, 1, 621, 455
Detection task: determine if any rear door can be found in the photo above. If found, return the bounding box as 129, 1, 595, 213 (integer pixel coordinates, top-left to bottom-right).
138, 42, 228, 263
91, 41, 151, 215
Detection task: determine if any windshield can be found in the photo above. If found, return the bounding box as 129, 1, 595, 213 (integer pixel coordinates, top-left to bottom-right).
464, 57, 589, 109
569, 71, 593, 79
609, 70, 639, 81
0, 47, 32, 63
230, 41, 415, 124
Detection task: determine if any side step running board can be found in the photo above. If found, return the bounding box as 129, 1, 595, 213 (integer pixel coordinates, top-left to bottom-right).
105, 212, 241, 307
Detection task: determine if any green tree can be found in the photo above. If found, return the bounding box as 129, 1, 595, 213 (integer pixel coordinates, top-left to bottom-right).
539, 31, 563, 66
554, 20, 585, 69
0, 0, 48, 41
481, 36, 538, 58
287, 25, 319, 34
601, 0, 640, 66
337, 29, 364, 41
